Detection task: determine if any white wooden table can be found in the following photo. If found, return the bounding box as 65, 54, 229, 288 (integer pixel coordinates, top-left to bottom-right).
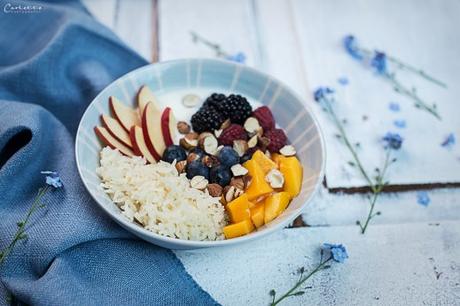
83, 1, 460, 305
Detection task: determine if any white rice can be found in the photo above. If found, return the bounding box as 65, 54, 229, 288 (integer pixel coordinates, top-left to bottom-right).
96, 147, 226, 241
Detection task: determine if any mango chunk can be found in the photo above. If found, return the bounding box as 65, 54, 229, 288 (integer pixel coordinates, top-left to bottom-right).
250, 202, 265, 228
243, 159, 274, 201
271, 153, 284, 168
252, 150, 277, 173
226, 194, 251, 223
264, 192, 291, 224
223, 219, 255, 239
279, 156, 303, 199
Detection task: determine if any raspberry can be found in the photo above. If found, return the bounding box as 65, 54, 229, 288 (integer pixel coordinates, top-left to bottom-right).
264, 128, 287, 152
218, 124, 248, 146
252, 106, 275, 131
215, 94, 252, 124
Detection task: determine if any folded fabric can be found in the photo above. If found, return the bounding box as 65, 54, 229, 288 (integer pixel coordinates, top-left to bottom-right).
0, 1, 217, 305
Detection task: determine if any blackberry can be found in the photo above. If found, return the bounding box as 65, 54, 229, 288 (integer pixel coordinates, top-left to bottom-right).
191, 107, 225, 133
215, 94, 252, 124
203, 93, 226, 109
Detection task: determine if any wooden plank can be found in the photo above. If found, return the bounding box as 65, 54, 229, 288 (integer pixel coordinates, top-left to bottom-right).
177, 221, 460, 305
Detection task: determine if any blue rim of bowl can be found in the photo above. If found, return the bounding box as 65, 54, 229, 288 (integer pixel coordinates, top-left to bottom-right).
75, 58, 326, 248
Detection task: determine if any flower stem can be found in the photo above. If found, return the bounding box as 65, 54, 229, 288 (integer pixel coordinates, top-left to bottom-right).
322, 97, 376, 191
271, 257, 333, 306
359, 149, 391, 234
189, 31, 230, 58
386, 74, 441, 120
0, 186, 49, 267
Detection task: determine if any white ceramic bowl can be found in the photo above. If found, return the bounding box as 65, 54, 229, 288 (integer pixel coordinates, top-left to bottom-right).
75, 58, 325, 249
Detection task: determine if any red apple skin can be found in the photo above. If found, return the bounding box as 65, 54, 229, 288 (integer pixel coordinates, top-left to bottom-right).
101, 114, 132, 148
161, 107, 174, 147
141, 103, 162, 161
129, 126, 143, 156
94, 126, 134, 157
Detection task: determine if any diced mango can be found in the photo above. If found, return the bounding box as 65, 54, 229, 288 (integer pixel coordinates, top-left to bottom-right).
223, 219, 255, 239
271, 153, 284, 168
226, 194, 251, 223
243, 159, 274, 201
264, 192, 291, 224
252, 150, 277, 173
279, 156, 303, 199
250, 202, 265, 228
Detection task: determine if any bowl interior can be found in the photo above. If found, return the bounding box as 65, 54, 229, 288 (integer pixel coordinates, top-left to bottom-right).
76, 58, 325, 249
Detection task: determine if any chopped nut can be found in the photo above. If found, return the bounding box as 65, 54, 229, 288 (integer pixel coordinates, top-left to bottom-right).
265, 169, 285, 188
199, 135, 218, 155
190, 175, 208, 190
231, 164, 249, 176
198, 132, 214, 142
280, 145, 296, 156
234, 187, 244, 198
185, 132, 199, 140
265, 150, 271, 159
180, 137, 198, 150
182, 94, 201, 108
258, 136, 271, 151
242, 175, 252, 188
220, 119, 231, 130
215, 145, 224, 156
248, 135, 258, 148
244, 117, 261, 134
177, 121, 191, 134
202, 155, 220, 168
224, 186, 236, 203
233, 140, 248, 157
187, 152, 201, 164
175, 160, 187, 173
229, 177, 245, 190
214, 129, 223, 138
207, 183, 223, 197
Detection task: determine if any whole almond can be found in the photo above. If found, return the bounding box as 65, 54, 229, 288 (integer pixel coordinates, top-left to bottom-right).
207, 183, 223, 197
202, 155, 220, 168
229, 177, 245, 190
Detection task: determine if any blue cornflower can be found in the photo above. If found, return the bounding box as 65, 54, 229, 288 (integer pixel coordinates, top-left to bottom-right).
323, 243, 348, 263
226, 52, 246, 64
343, 35, 363, 60
383, 132, 403, 150
393, 119, 406, 128
389, 102, 400, 112
371, 51, 387, 74
41, 171, 63, 188
313, 87, 334, 102
416, 191, 430, 207
441, 133, 455, 148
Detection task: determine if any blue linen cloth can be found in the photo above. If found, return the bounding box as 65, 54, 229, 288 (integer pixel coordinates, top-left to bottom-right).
0, 1, 218, 305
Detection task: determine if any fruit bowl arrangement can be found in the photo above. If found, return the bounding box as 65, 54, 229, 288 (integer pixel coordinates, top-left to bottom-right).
76, 59, 325, 249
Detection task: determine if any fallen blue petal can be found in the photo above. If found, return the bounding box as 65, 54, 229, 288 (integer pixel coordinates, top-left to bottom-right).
322, 243, 348, 263
389, 102, 400, 112
343, 35, 363, 60
313, 87, 334, 102
371, 51, 387, 74
226, 52, 246, 64
393, 119, 406, 128
41, 171, 63, 188
382, 132, 403, 150
441, 133, 455, 148
417, 191, 430, 207
337, 77, 349, 86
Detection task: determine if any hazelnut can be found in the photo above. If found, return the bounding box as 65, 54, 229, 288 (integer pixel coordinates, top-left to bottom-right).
177, 121, 191, 134
175, 160, 187, 173
190, 175, 208, 190
265, 169, 285, 188
180, 137, 198, 150
233, 139, 248, 157
280, 145, 296, 156
202, 155, 220, 168
229, 177, 245, 190
207, 183, 223, 197
231, 164, 248, 176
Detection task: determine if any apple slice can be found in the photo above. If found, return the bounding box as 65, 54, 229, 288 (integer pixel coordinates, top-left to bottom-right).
101, 114, 132, 148
142, 102, 166, 160
94, 126, 134, 157
161, 107, 176, 147
129, 126, 157, 164
137, 85, 161, 116
109, 96, 140, 132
